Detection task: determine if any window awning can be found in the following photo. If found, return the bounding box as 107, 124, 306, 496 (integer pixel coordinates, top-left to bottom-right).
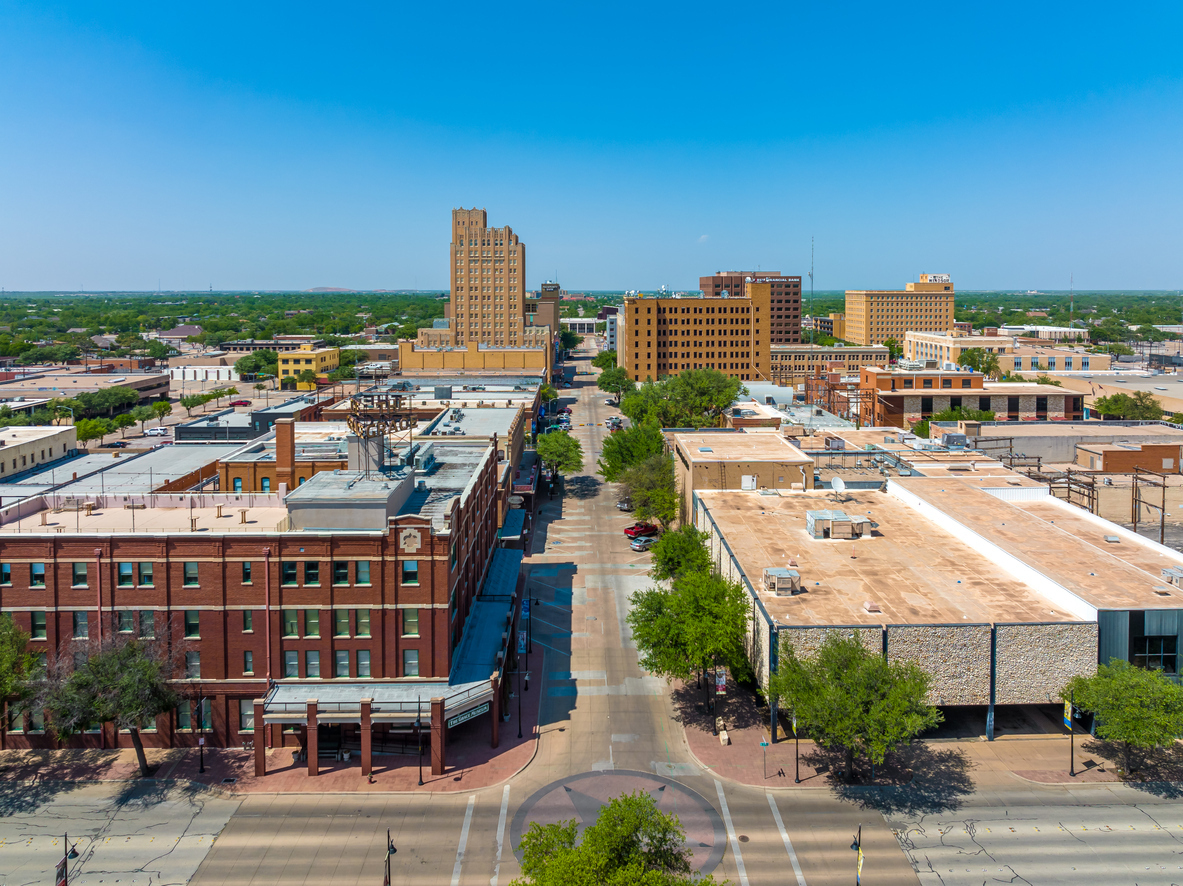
499, 508, 525, 541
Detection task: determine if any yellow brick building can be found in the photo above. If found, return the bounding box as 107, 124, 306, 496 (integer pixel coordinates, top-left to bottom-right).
278, 344, 340, 390
844, 274, 955, 346
398, 341, 552, 376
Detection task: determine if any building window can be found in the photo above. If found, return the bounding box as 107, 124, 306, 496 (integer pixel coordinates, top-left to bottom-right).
305, 650, 320, 678
242, 562, 252, 583
244, 650, 254, 675
183, 562, 199, 586
233, 478, 243, 493
31, 611, 46, 639
335, 650, 350, 678
1134, 636, 1177, 674
30, 563, 45, 587
177, 701, 192, 731
185, 651, 201, 679
334, 610, 350, 637
282, 562, 297, 585
333, 561, 349, 585
356, 561, 370, 584
304, 609, 319, 637
184, 610, 200, 638
403, 649, 419, 677
139, 610, 155, 639
239, 699, 255, 732
72, 563, 88, 587
138, 563, 153, 586
243, 610, 253, 632
357, 650, 371, 677
1082, 357, 1090, 370
29, 708, 45, 733
403, 609, 420, 637
73, 611, 88, 639
304, 562, 319, 585
261, 478, 271, 492
117, 563, 134, 586
0, 563, 8, 585
284, 650, 298, 678
401, 560, 419, 585
282, 610, 298, 637
117, 611, 133, 633
356, 609, 370, 636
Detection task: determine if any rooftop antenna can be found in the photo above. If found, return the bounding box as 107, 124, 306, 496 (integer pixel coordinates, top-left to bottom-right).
808, 237, 815, 345
1069, 272, 1074, 327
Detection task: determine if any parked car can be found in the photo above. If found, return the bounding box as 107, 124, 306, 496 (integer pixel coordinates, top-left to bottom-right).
145, 427, 170, 436
616, 499, 633, 511
229, 399, 251, 407
604, 398, 618, 407
101, 440, 128, 448
559, 406, 572, 414
630, 535, 659, 552
561, 382, 572, 388
624, 522, 659, 538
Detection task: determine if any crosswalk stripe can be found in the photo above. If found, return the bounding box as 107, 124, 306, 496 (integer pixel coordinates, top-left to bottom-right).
714, 780, 749, 886
767, 793, 808, 886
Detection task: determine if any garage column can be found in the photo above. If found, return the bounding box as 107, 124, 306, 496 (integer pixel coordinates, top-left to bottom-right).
306, 699, 319, 777
360, 698, 373, 776
253, 700, 266, 776
430, 696, 446, 776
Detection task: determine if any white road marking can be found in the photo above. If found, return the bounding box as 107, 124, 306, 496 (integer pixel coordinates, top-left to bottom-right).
490, 785, 510, 886
767, 793, 808, 886
714, 780, 749, 886
451, 794, 476, 886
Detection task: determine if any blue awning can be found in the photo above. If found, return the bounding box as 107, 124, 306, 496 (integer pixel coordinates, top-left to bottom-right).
500, 508, 526, 540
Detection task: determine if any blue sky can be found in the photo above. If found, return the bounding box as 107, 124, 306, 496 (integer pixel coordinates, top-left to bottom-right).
1, 2, 1181, 292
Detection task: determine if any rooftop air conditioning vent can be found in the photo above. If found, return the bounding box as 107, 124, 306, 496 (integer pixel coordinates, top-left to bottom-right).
763, 567, 801, 596
1161, 566, 1183, 586
863, 601, 881, 613
1105, 535, 1121, 544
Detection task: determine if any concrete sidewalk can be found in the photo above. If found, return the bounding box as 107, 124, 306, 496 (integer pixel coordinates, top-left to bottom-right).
0, 654, 543, 796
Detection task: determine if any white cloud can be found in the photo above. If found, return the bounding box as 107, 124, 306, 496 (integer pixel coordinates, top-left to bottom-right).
698, 234, 709, 243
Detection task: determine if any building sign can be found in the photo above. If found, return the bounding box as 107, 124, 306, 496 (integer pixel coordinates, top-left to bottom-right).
518, 630, 527, 654
522, 598, 530, 620
754, 277, 793, 283
1063, 700, 1072, 729
715, 667, 727, 696
447, 702, 490, 729
56, 857, 68, 886
923, 274, 951, 284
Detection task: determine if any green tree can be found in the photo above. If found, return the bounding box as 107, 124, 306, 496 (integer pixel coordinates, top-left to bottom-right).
130, 405, 155, 434
911, 419, 930, 439
929, 407, 995, 423
1064, 659, 1183, 773
592, 350, 617, 370
956, 347, 1001, 379
597, 366, 635, 400
112, 413, 136, 437
296, 368, 319, 387
648, 526, 711, 582
597, 422, 665, 482
559, 329, 581, 351
234, 350, 279, 377
628, 571, 751, 688
539, 383, 559, 410
74, 418, 111, 447
179, 395, 203, 416
0, 613, 35, 710
151, 400, 172, 424
1033, 374, 1063, 387
621, 370, 744, 429
512, 791, 717, 886
535, 430, 584, 481
53, 398, 83, 425
619, 453, 678, 529
1093, 391, 1164, 420
768, 633, 943, 779
881, 338, 903, 360
46, 638, 181, 777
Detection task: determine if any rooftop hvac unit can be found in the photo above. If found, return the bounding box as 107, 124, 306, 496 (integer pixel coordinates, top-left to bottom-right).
940, 432, 968, 448
764, 567, 801, 596
1161, 566, 1183, 586
825, 437, 846, 451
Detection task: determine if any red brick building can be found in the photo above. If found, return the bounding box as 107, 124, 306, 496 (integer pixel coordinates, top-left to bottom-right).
699, 270, 803, 345
0, 441, 513, 764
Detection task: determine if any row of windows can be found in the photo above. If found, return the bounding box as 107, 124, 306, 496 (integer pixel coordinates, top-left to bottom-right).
0, 445, 61, 475
1, 559, 398, 588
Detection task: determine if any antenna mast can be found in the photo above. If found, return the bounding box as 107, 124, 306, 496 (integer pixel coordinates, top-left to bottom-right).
1069, 272, 1074, 327
808, 237, 814, 345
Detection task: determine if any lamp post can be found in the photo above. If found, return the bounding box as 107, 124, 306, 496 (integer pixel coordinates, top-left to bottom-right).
57, 833, 80, 885
383, 828, 396, 886
198, 693, 206, 774
793, 713, 800, 784
850, 824, 863, 885
517, 664, 523, 740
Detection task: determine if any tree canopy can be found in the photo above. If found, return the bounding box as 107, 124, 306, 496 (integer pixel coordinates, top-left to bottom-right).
535, 430, 585, 478
0, 613, 35, 707
592, 350, 617, 370
1064, 659, 1183, 772
597, 366, 636, 400
881, 338, 903, 360
559, 329, 581, 351
597, 422, 665, 483
621, 370, 745, 429
648, 526, 712, 582
768, 633, 942, 778
618, 453, 678, 529
1092, 390, 1163, 420
234, 350, 279, 377
956, 347, 1001, 379
511, 791, 717, 886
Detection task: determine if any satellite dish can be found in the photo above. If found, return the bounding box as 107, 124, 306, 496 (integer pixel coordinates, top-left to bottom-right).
831, 476, 846, 501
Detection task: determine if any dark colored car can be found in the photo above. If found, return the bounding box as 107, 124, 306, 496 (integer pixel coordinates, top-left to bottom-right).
101, 441, 128, 448
624, 522, 659, 538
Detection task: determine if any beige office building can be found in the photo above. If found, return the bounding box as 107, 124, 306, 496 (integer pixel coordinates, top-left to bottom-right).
845, 274, 955, 346
450, 208, 527, 347
769, 343, 890, 387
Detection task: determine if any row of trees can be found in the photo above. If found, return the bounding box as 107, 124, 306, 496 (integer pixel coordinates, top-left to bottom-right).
1092, 390, 1164, 420
75, 402, 173, 445
179, 386, 239, 416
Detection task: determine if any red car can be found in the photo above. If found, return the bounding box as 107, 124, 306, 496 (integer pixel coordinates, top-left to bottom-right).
624, 522, 659, 539
559, 406, 572, 414
229, 400, 251, 407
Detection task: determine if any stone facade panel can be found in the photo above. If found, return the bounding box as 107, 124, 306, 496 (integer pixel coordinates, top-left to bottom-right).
994, 622, 1097, 705
887, 624, 991, 705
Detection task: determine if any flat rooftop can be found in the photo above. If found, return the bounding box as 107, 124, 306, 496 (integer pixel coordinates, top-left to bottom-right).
424, 407, 518, 440
178, 411, 253, 429
0, 426, 72, 444
698, 489, 1075, 627
971, 421, 1183, 439
254, 393, 335, 414
377, 375, 542, 391
729, 399, 783, 421
674, 431, 810, 464
1, 499, 291, 535
0, 373, 166, 394
895, 477, 1183, 612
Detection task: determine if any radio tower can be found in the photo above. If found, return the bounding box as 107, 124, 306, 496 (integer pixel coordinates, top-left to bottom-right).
808, 237, 814, 345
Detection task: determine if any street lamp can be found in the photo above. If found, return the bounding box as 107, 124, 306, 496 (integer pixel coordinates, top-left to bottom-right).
383, 828, 397, 886
198, 694, 206, 774
416, 698, 423, 787
850, 824, 863, 885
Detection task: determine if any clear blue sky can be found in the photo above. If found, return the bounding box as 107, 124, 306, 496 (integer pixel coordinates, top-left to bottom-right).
1, 1, 1181, 292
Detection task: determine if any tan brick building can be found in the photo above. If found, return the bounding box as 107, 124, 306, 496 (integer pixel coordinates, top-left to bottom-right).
621, 283, 772, 383
450, 208, 526, 347
845, 273, 955, 346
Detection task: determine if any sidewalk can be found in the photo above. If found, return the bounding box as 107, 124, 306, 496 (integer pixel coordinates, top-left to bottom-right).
677, 679, 1134, 791
0, 653, 543, 795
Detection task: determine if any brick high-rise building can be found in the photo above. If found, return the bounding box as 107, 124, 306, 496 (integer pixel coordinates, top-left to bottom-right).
699, 271, 802, 344
844, 273, 955, 346
450, 208, 526, 347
